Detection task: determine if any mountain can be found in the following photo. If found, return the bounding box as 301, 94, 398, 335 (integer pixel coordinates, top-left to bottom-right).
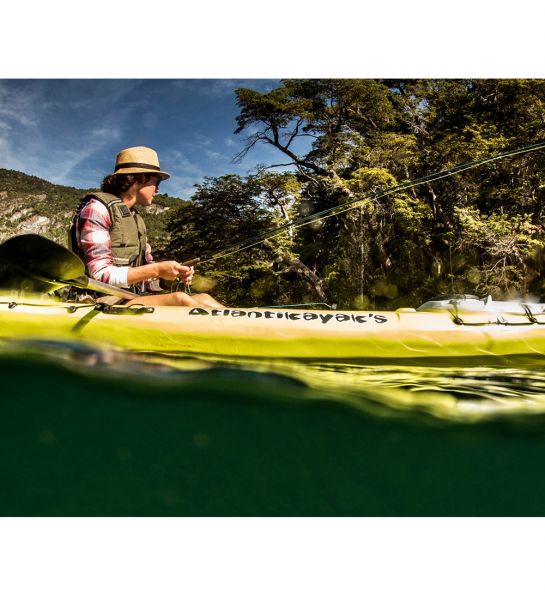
0, 168, 189, 256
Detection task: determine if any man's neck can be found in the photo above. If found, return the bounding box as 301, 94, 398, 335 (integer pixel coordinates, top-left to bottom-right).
120, 193, 137, 209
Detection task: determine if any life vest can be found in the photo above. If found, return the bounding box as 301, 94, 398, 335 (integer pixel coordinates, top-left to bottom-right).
69, 192, 148, 270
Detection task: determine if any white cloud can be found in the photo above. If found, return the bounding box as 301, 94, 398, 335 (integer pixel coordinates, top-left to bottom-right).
0, 85, 39, 126
0, 81, 134, 186
170, 79, 279, 99
48, 148, 106, 184
158, 148, 210, 197
0, 135, 27, 171
206, 150, 227, 161
166, 174, 202, 199
0, 82, 40, 128
193, 133, 213, 147
0, 79, 287, 194
161, 149, 203, 177
160, 146, 244, 198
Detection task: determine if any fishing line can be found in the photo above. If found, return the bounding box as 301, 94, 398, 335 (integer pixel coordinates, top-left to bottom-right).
195, 140, 545, 266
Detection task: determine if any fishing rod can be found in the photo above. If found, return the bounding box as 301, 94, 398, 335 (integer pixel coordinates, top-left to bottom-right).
190, 139, 545, 266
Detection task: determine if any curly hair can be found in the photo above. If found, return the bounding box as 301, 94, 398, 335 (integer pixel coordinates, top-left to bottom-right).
100, 173, 152, 196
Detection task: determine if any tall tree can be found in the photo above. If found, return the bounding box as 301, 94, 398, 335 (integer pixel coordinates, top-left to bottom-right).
167, 80, 545, 308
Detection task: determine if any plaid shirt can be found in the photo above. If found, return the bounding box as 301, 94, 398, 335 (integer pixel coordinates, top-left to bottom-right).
76, 198, 154, 289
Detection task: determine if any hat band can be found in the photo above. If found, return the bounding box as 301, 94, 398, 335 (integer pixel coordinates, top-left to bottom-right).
115, 162, 161, 172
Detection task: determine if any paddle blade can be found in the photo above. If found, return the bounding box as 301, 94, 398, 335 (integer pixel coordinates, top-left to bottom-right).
0, 234, 85, 281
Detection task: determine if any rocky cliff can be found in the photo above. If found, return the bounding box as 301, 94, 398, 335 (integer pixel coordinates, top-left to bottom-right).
0, 168, 187, 256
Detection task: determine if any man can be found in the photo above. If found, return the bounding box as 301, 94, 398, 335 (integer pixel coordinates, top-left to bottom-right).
70, 146, 223, 307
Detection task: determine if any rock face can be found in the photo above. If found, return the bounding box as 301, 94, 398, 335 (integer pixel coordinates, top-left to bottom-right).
19, 215, 51, 233
9, 208, 33, 222
143, 204, 170, 215
0, 168, 186, 249
0, 195, 58, 243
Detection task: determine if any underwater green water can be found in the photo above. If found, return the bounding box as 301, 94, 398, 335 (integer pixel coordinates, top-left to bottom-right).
3, 339, 545, 516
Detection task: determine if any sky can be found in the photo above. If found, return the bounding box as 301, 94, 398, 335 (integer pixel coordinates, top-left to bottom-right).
0, 79, 295, 199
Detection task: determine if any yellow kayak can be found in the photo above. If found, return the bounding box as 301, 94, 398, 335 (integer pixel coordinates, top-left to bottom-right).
1, 294, 545, 360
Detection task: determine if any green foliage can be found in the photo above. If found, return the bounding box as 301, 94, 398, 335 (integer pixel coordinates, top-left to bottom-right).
228, 79, 545, 307
165, 175, 284, 305
452, 207, 544, 297
347, 167, 398, 193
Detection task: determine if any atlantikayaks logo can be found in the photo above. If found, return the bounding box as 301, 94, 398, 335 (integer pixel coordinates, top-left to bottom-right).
189, 308, 388, 324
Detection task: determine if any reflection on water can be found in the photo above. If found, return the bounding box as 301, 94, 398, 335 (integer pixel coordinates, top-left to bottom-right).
299, 362, 545, 421
3, 337, 545, 423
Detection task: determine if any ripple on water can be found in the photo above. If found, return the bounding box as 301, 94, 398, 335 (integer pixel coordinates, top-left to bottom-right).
2, 337, 545, 423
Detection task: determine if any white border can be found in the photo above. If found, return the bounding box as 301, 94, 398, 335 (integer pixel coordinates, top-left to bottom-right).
1, 0, 544, 77
0, 518, 542, 599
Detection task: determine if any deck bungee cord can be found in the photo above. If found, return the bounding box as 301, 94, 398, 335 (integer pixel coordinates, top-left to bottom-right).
189, 139, 545, 267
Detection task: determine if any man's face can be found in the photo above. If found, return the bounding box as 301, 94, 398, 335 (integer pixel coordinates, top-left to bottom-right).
136, 175, 161, 206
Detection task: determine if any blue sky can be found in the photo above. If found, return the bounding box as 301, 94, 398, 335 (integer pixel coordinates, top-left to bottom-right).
0, 79, 295, 199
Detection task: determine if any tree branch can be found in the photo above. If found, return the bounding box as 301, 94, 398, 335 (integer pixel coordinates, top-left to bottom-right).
263, 239, 329, 302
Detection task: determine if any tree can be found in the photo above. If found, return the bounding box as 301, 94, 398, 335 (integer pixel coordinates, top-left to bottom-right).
165, 173, 331, 306
233, 79, 545, 305
167, 80, 545, 308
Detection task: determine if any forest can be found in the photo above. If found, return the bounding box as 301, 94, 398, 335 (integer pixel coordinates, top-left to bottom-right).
162, 79, 545, 310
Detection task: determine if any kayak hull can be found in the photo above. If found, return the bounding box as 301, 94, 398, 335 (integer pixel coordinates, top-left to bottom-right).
2, 295, 545, 360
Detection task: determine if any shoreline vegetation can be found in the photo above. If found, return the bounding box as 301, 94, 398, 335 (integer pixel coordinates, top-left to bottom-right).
2, 79, 545, 310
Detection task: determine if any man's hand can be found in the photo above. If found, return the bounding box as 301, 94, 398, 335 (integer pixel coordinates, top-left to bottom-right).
154, 260, 192, 281
179, 266, 194, 285
127, 261, 195, 287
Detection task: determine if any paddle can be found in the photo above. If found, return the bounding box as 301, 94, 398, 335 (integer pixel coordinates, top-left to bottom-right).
0, 234, 139, 300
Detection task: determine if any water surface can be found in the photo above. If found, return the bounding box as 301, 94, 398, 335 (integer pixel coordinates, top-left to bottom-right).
2, 338, 545, 516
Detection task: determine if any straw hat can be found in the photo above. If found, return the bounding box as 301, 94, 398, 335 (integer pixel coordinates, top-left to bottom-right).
111, 146, 170, 180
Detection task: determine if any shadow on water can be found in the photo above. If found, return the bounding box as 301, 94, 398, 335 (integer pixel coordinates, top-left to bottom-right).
3, 338, 545, 516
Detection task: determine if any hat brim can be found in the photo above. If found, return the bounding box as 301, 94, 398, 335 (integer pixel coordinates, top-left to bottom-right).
111, 167, 170, 181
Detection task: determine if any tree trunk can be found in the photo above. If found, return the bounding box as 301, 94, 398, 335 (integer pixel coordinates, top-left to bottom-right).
263, 240, 329, 303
